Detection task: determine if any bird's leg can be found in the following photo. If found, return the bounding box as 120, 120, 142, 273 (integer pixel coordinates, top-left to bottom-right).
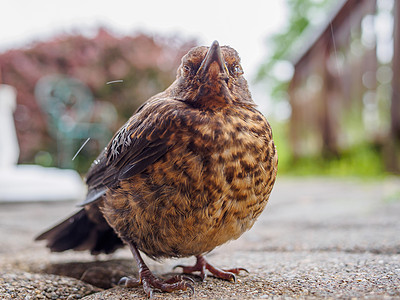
119, 243, 194, 298
174, 254, 248, 282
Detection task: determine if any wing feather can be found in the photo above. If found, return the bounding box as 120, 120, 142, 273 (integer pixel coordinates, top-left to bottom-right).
79, 99, 181, 206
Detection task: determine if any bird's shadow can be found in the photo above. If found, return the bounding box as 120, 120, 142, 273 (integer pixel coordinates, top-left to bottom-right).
34, 259, 197, 290
35, 259, 135, 289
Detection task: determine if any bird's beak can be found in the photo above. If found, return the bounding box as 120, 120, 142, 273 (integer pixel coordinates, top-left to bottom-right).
197, 40, 229, 80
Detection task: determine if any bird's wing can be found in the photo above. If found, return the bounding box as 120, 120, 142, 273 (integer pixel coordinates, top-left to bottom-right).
80, 98, 181, 206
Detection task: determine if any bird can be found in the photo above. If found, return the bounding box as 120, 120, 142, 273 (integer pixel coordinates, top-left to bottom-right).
36, 40, 278, 298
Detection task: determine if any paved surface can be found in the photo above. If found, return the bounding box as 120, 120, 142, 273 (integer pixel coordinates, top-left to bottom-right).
1, 177, 400, 299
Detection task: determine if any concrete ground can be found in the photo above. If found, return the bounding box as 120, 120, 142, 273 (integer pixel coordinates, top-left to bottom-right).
1, 176, 400, 299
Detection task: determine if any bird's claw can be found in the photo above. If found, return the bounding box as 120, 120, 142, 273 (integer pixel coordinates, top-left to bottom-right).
174, 263, 207, 281
165, 274, 195, 284
174, 255, 248, 283
118, 274, 194, 298
223, 267, 249, 276
118, 276, 141, 287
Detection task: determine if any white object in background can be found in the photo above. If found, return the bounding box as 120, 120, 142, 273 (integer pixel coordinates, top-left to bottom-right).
0, 84, 86, 202
0, 85, 19, 167
0, 165, 86, 202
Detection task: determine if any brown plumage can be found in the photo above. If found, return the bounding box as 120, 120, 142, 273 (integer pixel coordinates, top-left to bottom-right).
36, 40, 278, 297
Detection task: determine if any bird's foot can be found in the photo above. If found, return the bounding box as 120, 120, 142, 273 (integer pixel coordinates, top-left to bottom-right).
123, 243, 194, 298
119, 271, 194, 298
174, 255, 248, 282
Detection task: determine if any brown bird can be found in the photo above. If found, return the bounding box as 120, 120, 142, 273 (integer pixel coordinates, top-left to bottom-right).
36, 40, 278, 297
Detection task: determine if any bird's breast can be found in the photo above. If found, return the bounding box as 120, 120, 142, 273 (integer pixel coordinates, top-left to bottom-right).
104, 107, 277, 258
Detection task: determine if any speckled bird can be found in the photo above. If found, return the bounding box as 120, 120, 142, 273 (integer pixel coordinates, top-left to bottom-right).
36, 40, 278, 297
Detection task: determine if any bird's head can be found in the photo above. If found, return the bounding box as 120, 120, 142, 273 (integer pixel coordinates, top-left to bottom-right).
169, 40, 254, 109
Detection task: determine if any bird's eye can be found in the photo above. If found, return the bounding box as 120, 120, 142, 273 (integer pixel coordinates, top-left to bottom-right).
182, 64, 191, 75
233, 64, 244, 76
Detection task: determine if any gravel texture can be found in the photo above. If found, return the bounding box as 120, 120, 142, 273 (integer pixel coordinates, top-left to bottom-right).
1, 176, 400, 299
0, 271, 101, 299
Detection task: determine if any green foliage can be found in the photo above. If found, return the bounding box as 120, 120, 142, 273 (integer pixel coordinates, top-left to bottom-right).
257, 0, 334, 101
273, 121, 385, 177
287, 145, 384, 177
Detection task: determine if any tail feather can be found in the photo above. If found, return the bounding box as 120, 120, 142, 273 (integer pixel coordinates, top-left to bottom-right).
36, 209, 124, 255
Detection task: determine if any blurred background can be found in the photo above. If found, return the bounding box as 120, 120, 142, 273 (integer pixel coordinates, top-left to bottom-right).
0, 0, 399, 191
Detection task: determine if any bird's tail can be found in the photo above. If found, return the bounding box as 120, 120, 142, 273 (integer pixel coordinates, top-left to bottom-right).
35, 209, 124, 255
